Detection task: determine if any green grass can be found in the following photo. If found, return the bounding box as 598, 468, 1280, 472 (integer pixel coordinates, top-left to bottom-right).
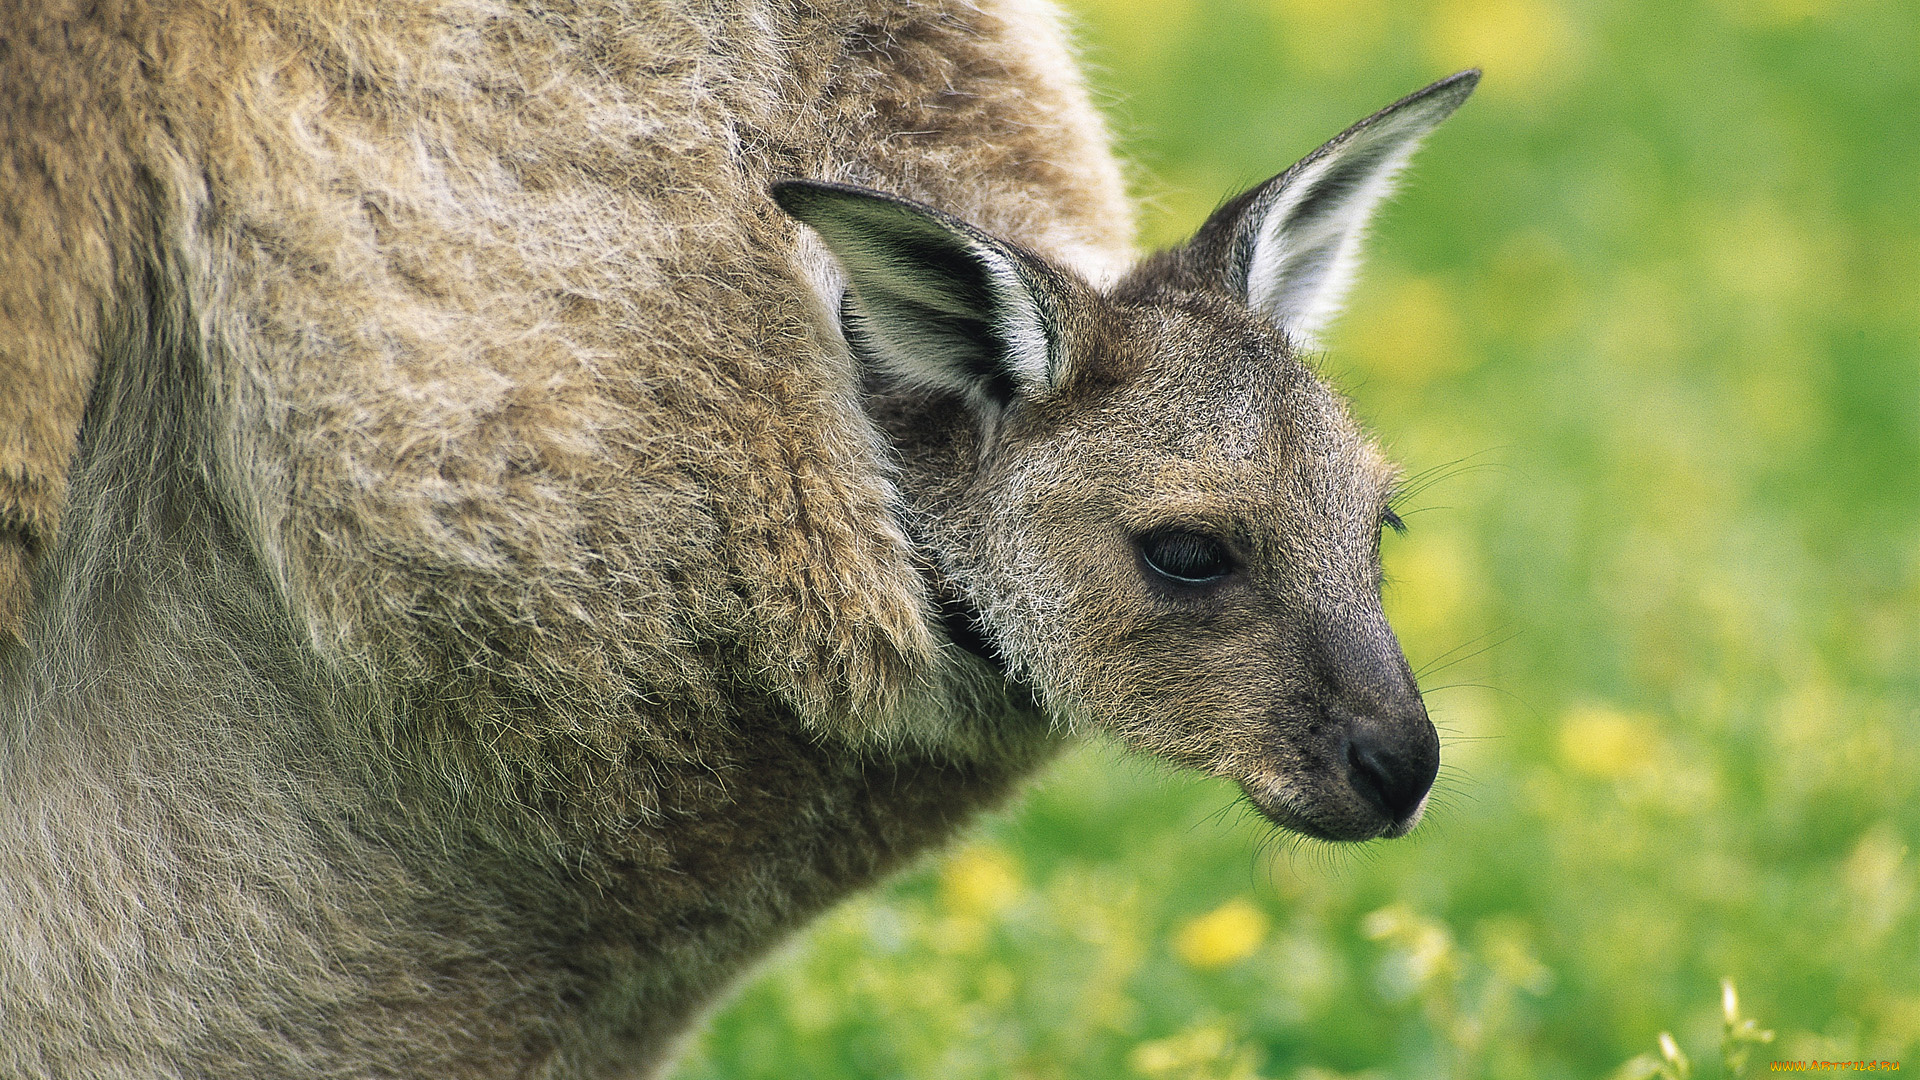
673, 0, 1920, 1076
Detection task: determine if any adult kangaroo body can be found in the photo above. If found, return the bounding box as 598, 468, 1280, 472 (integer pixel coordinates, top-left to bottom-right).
0, 1, 1471, 1074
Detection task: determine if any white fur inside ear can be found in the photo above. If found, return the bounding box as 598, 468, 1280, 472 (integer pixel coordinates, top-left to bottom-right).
973, 244, 1053, 393
844, 232, 1056, 406
792, 229, 849, 334
777, 181, 1063, 405
1243, 105, 1447, 348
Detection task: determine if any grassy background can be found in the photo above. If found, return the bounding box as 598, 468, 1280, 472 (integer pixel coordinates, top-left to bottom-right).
673, 0, 1920, 1076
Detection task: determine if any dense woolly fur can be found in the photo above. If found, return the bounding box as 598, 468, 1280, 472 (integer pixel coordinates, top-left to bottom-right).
1, 1, 1468, 1074
2, 1, 1127, 1075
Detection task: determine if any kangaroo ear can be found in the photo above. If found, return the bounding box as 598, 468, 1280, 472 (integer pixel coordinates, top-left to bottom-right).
772, 180, 1064, 409
1186, 70, 1479, 348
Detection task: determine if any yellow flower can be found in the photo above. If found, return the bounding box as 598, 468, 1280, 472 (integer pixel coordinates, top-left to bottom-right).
1426, 0, 1582, 95
1173, 899, 1269, 970
1557, 704, 1656, 779
1381, 526, 1480, 659
1344, 275, 1469, 388
939, 846, 1022, 917
1129, 1023, 1264, 1080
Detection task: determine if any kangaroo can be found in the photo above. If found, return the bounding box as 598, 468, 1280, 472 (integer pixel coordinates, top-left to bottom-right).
0, 0, 1474, 1074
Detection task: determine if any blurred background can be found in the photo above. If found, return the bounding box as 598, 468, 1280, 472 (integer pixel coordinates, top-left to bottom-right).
675, 0, 1920, 1076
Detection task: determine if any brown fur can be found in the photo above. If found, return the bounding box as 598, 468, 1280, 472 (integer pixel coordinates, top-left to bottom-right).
0, 1, 1466, 1074
0, 2, 157, 648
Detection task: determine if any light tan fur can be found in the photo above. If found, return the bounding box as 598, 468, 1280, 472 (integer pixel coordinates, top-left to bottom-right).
1, 1, 1468, 1074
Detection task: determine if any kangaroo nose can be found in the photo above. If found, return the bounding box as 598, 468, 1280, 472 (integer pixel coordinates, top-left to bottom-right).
1344, 719, 1439, 823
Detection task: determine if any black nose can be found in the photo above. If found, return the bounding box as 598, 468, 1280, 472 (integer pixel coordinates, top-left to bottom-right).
1345, 719, 1439, 822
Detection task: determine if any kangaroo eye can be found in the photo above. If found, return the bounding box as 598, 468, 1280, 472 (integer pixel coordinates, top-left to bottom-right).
1138, 530, 1235, 585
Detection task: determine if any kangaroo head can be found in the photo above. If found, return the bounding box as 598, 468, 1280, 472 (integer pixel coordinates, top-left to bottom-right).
775, 72, 1477, 842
